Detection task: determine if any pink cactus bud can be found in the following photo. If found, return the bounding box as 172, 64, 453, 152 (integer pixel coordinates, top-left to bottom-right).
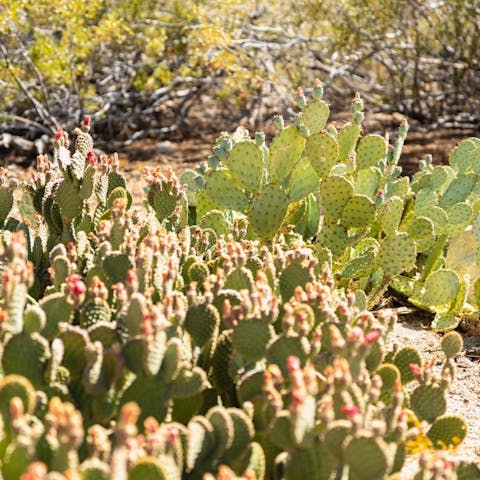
341, 404, 360, 417
287, 355, 301, 372
409, 363, 421, 375
55, 129, 63, 140
83, 115, 91, 126
364, 330, 381, 344
86, 151, 98, 165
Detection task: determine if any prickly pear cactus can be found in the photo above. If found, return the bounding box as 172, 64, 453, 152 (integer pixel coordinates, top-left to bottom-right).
0, 89, 477, 480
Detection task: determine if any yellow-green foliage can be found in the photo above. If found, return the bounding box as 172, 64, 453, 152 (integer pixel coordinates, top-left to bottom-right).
1, 0, 479, 124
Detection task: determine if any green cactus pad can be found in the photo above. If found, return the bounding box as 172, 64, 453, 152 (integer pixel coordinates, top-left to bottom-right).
185, 303, 220, 347
427, 415, 467, 449
269, 411, 295, 451
127, 456, 173, 480
159, 338, 183, 383
376, 363, 401, 404
306, 132, 339, 179
40, 292, 74, 340
423, 206, 448, 234
355, 167, 381, 200
103, 252, 132, 284
340, 242, 378, 279
57, 180, 83, 219
315, 224, 349, 258
422, 269, 460, 305
444, 202, 473, 237
440, 173, 476, 207
266, 335, 307, 377
441, 331, 463, 359
200, 209, 232, 237
414, 188, 438, 216
23, 304, 47, 334
337, 122, 361, 161
186, 416, 215, 471
211, 330, 234, 393
232, 320, 274, 362
205, 169, 250, 210
269, 126, 306, 184
431, 311, 460, 331
377, 233, 416, 277
171, 365, 208, 398
319, 175, 354, 221
449, 138, 480, 173
341, 194, 376, 229
410, 385, 447, 423
406, 216, 435, 253
431, 165, 452, 190
324, 420, 351, 461
0, 187, 14, 226
386, 176, 410, 200
196, 189, 220, 221
248, 184, 289, 239
356, 134, 387, 169
0, 375, 36, 422
343, 436, 390, 480
2, 333, 50, 388
279, 262, 314, 301
457, 462, 480, 480
80, 299, 112, 329
206, 406, 234, 458
392, 346, 422, 385
187, 260, 210, 285
236, 368, 265, 405
120, 377, 170, 423
287, 157, 319, 201
224, 141, 265, 193
301, 99, 330, 134
225, 266, 254, 292
223, 407, 255, 463
379, 196, 404, 237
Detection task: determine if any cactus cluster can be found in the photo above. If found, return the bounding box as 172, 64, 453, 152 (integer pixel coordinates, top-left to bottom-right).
0, 88, 479, 479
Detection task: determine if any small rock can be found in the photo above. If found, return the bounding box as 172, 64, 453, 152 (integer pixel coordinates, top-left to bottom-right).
155, 141, 175, 154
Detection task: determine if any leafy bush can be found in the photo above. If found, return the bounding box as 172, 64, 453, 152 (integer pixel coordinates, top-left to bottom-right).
0, 86, 479, 478
1, 1, 479, 144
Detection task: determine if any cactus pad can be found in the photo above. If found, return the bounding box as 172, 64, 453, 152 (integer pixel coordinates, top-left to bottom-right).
379, 196, 404, 237
287, 157, 319, 201
185, 303, 220, 347
205, 169, 250, 210
301, 100, 330, 134
0, 187, 14, 226
266, 336, 307, 376
232, 320, 274, 362
422, 269, 460, 305
377, 233, 416, 277
341, 194, 376, 228
337, 122, 360, 161
225, 141, 265, 193
356, 134, 387, 169
441, 331, 463, 359
392, 346, 422, 385
406, 216, 435, 253
269, 126, 305, 184
200, 209, 232, 237
319, 176, 354, 221
248, 184, 289, 238
427, 415, 467, 450
306, 132, 339, 179
343, 436, 390, 480
440, 173, 476, 207
2, 333, 50, 388
410, 385, 446, 423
